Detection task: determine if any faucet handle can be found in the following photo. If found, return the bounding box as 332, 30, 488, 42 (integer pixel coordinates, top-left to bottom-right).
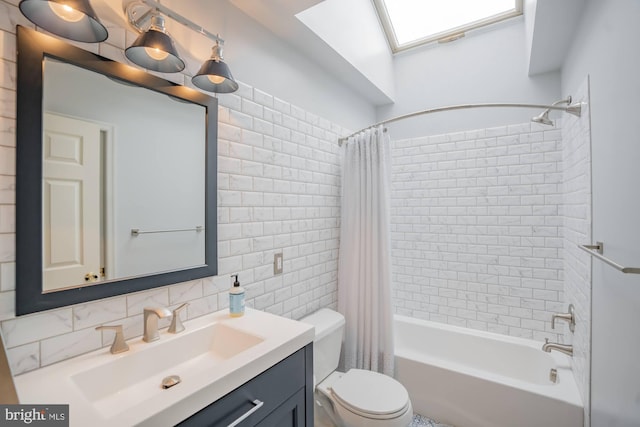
551, 304, 576, 333
168, 303, 189, 334
96, 324, 129, 354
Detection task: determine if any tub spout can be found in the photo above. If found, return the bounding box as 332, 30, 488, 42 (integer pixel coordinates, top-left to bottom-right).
542, 338, 573, 356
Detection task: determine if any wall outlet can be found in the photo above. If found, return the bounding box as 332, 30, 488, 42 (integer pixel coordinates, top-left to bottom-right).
274, 253, 283, 275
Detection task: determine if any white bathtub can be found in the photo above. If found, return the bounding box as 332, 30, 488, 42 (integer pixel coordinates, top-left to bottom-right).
394, 315, 583, 427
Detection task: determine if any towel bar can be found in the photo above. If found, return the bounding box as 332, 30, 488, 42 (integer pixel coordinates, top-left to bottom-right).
579, 242, 640, 274
131, 226, 204, 236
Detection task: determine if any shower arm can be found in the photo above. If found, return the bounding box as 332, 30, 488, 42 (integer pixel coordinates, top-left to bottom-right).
337, 100, 582, 146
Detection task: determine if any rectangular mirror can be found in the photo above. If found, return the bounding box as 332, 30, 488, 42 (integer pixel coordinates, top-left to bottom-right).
16, 26, 218, 315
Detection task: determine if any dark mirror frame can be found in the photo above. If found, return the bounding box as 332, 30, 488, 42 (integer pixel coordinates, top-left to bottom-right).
16, 26, 218, 316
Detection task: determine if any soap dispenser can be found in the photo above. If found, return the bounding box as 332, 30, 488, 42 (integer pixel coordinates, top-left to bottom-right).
229, 274, 245, 317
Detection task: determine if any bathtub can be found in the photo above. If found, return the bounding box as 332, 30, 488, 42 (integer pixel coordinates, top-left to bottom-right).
394, 315, 583, 427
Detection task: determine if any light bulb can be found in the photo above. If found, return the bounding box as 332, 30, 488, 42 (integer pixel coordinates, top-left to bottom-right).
48, 2, 84, 23
144, 47, 169, 61
207, 75, 225, 84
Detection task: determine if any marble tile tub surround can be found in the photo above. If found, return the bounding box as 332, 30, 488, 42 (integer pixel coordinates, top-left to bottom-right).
561, 77, 592, 425
391, 121, 566, 343
0, 2, 345, 374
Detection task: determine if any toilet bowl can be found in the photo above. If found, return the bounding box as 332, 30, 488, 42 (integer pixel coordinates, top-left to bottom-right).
301, 308, 413, 427
317, 370, 413, 427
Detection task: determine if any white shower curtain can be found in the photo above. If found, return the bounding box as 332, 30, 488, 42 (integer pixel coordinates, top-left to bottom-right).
338, 125, 394, 376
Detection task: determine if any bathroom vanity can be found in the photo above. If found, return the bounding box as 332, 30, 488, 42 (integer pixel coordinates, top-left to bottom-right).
177, 346, 311, 426
13, 309, 314, 427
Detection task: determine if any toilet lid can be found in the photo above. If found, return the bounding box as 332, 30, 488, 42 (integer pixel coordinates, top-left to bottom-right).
330, 369, 409, 417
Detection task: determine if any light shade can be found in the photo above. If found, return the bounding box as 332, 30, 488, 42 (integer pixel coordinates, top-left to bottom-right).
192, 44, 238, 93
125, 14, 185, 73
19, 0, 108, 43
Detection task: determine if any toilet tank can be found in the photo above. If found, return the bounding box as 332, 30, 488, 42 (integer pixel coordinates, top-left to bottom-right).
301, 308, 345, 383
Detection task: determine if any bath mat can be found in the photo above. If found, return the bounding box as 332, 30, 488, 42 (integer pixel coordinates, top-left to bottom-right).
410, 413, 455, 427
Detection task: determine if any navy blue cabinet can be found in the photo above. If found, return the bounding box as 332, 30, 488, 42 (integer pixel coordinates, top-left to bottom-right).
255, 389, 305, 427
177, 344, 313, 426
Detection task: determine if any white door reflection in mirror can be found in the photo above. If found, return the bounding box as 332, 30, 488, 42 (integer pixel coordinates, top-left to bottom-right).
43, 113, 103, 292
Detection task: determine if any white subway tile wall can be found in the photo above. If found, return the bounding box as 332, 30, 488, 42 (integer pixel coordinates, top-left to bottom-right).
0, 2, 343, 374
562, 77, 592, 425
391, 122, 566, 342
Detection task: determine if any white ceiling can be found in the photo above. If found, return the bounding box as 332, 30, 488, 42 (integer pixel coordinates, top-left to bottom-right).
96, 0, 585, 110
230, 0, 585, 108
230, 0, 395, 106
526, 0, 585, 76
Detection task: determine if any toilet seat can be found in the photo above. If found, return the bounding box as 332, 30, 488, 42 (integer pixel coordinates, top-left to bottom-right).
330, 369, 410, 420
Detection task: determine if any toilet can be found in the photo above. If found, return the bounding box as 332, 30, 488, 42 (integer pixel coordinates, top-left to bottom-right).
301, 308, 413, 427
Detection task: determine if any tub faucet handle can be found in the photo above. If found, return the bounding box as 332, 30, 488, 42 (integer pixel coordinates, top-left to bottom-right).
168, 303, 189, 334
551, 304, 575, 333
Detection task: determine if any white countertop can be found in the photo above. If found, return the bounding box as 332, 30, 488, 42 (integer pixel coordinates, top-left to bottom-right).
14, 308, 314, 427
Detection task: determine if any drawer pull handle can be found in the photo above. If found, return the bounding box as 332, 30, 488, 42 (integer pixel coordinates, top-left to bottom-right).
227, 399, 264, 427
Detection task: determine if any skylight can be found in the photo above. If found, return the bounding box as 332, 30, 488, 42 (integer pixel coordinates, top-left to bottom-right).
374, 0, 523, 52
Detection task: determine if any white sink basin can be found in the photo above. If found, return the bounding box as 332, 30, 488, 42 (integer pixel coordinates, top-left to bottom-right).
72, 322, 264, 417
14, 308, 314, 427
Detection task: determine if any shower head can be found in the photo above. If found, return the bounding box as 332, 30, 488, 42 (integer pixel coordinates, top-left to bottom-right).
531, 96, 572, 126
531, 109, 554, 126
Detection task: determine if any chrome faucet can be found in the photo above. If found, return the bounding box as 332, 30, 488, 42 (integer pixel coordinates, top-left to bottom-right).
143, 306, 172, 342
542, 338, 573, 356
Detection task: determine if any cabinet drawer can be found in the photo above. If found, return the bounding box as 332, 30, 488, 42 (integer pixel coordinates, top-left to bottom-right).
255, 388, 305, 427
177, 348, 306, 426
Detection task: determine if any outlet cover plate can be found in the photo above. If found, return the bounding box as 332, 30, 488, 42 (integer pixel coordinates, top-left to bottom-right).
274, 253, 283, 275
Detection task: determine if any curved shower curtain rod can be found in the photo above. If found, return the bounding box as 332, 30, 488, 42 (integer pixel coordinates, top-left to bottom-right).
337, 100, 583, 146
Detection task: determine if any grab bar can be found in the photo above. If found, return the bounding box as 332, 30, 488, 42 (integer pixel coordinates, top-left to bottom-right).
131, 226, 204, 236
579, 242, 640, 274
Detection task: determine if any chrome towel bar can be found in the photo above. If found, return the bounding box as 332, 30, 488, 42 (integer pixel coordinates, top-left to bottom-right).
131, 226, 204, 236
579, 242, 640, 274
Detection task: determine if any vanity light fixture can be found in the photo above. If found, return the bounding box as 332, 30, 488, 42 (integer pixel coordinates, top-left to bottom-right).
18, 0, 108, 43
126, 0, 238, 93
125, 12, 185, 73
19, 0, 239, 92
192, 40, 239, 94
